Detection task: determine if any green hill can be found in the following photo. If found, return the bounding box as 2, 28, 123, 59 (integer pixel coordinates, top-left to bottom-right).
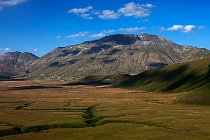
119, 57, 210, 104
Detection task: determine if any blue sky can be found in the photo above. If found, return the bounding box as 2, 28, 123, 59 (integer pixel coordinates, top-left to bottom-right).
0, 0, 210, 56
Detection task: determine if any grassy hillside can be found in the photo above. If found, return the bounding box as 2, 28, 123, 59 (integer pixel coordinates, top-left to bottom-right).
119, 57, 210, 104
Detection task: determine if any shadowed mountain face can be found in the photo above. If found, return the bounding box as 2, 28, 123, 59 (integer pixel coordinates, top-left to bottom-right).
0, 52, 38, 76
26, 33, 210, 79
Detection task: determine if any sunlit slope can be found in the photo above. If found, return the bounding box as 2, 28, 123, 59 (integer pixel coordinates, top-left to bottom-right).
120, 57, 210, 94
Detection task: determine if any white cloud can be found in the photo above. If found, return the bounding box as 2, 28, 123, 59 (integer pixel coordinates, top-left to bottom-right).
90, 33, 107, 38
166, 25, 184, 31
119, 27, 145, 32
66, 32, 89, 38
33, 48, 38, 52
118, 2, 151, 18
183, 25, 196, 33
141, 4, 154, 8
0, 0, 27, 9
80, 13, 93, 20
0, 48, 11, 52
162, 25, 204, 33
90, 27, 145, 38
90, 30, 116, 38
67, 2, 154, 20
99, 10, 120, 19
67, 6, 93, 14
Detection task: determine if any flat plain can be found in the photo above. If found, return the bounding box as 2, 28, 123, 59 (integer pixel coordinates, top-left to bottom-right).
0, 80, 210, 140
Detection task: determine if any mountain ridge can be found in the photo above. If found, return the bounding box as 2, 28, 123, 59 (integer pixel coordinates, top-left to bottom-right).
0, 51, 38, 76
1, 33, 210, 79
26, 33, 210, 79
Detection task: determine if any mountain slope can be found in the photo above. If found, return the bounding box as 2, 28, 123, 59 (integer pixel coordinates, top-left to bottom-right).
27, 33, 210, 79
119, 57, 210, 104
0, 52, 38, 76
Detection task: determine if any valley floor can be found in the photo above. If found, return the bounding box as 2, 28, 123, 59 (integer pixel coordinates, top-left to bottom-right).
0, 80, 210, 140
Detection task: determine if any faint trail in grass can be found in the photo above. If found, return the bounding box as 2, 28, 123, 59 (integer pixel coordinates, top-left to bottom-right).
97, 119, 191, 132
15, 102, 87, 112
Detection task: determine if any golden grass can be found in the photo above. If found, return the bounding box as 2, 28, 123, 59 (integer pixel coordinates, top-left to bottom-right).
0, 80, 210, 140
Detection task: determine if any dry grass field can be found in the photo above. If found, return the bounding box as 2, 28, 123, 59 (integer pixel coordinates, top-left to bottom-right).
0, 80, 210, 140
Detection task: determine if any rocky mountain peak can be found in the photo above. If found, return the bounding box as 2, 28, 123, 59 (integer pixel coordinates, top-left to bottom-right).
1, 33, 210, 78
0, 52, 38, 76
82, 33, 172, 46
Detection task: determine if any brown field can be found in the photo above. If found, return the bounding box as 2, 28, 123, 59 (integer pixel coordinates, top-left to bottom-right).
0, 80, 210, 140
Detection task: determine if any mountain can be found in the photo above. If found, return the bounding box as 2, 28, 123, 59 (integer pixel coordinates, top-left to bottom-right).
119, 56, 210, 104
0, 52, 38, 76
27, 33, 210, 79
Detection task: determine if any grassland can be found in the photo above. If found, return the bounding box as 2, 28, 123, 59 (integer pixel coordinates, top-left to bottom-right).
0, 80, 210, 139
119, 57, 210, 105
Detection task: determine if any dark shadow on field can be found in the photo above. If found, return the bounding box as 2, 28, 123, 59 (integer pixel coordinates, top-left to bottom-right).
63, 75, 111, 86
7, 85, 62, 91
0, 75, 27, 82
63, 74, 132, 87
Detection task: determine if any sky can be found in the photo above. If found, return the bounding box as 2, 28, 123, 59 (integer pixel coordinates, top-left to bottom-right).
0, 0, 210, 56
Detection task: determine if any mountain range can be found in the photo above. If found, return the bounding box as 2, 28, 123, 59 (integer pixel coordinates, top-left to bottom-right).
0, 33, 210, 79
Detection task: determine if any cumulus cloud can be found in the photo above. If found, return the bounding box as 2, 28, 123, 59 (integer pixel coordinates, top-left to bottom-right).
67, 6, 94, 19
80, 13, 93, 20
0, 0, 27, 9
67, 2, 154, 20
66, 32, 89, 38
166, 25, 184, 31
33, 48, 38, 52
119, 27, 145, 32
162, 25, 204, 33
90, 33, 107, 38
183, 25, 197, 33
90, 29, 116, 37
0, 48, 11, 52
99, 10, 120, 19
90, 27, 145, 38
59, 27, 145, 39
141, 4, 155, 8
118, 2, 152, 18
67, 6, 93, 14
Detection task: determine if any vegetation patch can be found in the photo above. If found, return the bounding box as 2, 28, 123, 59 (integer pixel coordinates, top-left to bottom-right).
48, 62, 65, 67
16, 103, 32, 110
103, 59, 116, 64
107, 49, 120, 55
68, 59, 80, 65
58, 49, 80, 57
82, 106, 102, 127
86, 45, 112, 54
